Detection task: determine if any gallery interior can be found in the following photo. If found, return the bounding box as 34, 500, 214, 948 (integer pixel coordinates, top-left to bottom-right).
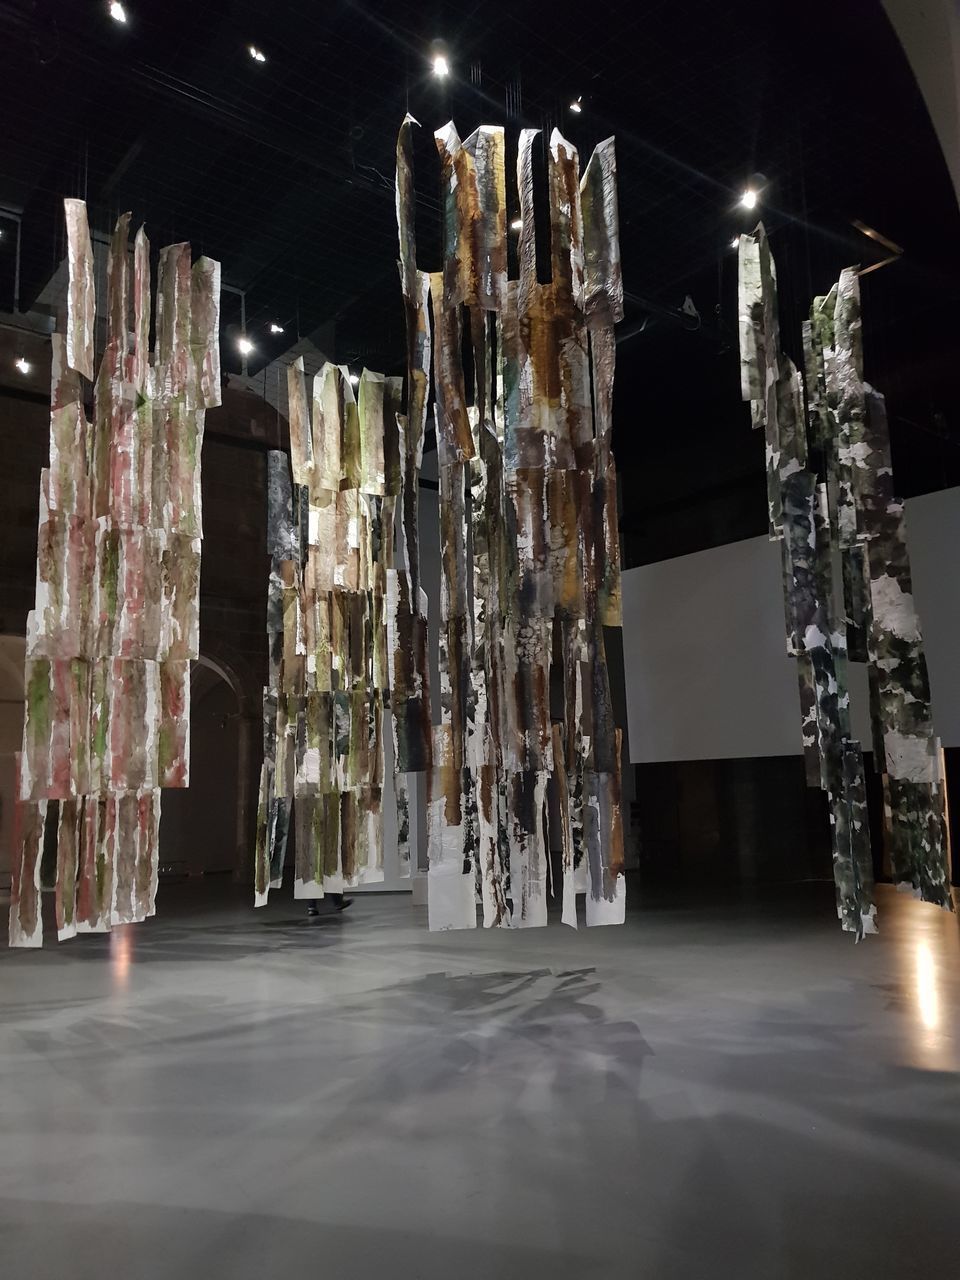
2, 1, 960, 1275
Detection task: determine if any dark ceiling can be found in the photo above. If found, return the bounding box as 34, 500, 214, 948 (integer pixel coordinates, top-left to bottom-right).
2, 0, 959, 561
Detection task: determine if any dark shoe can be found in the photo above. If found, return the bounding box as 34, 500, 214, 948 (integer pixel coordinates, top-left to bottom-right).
336, 897, 353, 912
306, 901, 320, 918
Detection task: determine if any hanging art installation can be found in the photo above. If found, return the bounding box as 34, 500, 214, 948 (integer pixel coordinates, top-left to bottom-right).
398, 117, 627, 930
252, 357, 430, 903
253, 119, 627, 929
739, 224, 952, 938
9, 199, 221, 948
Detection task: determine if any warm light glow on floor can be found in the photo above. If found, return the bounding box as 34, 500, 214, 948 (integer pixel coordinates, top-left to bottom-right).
916, 941, 940, 1032
110, 928, 133, 990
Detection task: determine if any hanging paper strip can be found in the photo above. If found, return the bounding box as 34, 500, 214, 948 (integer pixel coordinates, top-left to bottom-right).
10, 200, 220, 947
253, 352, 423, 905
739, 225, 951, 937
399, 118, 626, 930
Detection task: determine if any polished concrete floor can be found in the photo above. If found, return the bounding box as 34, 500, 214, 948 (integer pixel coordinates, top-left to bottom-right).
2, 879, 959, 1278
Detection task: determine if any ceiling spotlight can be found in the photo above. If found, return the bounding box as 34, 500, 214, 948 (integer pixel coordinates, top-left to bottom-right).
731, 235, 741, 249
739, 188, 759, 210
237, 336, 254, 356
348, 372, 360, 386
432, 53, 450, 78
15, 356, 31, 374
510, 218, 523, 231
269, 322, 284, 335
569, 97, 583, 113
249, 45, 267, 63
108, 1, 127, 23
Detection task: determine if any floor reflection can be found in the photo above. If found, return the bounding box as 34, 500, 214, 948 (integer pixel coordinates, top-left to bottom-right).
110, 927, 133, 991
898, 908, 960, 1072
915, 942, 939, 1034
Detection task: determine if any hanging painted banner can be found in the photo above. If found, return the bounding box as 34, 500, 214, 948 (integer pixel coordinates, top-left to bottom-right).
253, 359, 427, 903
10, 199, 220, 947
739, 224, 952, 937
398, 117, 626, 930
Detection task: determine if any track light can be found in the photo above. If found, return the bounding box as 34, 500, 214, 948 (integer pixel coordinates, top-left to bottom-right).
739, 188, 758, 210
237, 336, 254, 356
108, 1, 127, 23
348, 372, 360, 386
731, 236, 740, 249
510, 218, 523, 232
569, 97, 582, 113
429, 38, 450, 78
16, 357, 31, 374
269, 322, 284, 335
249, 45, 266, 63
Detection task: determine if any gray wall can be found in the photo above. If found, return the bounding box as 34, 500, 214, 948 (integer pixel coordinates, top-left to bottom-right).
623, 486, 960, 763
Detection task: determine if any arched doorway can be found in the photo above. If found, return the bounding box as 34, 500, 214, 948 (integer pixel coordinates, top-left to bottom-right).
157, 656, 244, 878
